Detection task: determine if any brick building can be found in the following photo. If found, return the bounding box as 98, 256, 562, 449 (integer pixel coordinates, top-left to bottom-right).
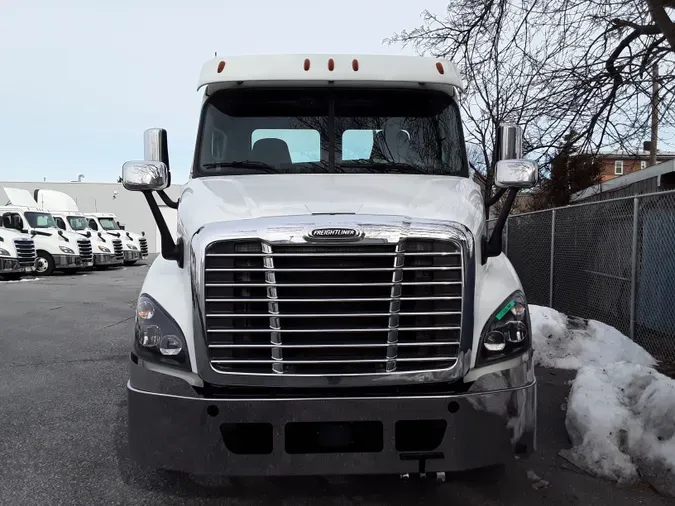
598, 151, 675, 183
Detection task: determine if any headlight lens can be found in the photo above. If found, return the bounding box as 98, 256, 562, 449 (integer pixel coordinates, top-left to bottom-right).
59, 246, 75, 254
97, 245, 111, 253
134, 294, 189, 369
477, 291, 531, 365
0, 248, 11, 256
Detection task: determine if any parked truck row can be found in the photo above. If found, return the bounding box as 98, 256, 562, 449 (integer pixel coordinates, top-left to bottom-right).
0, 187, 148, 279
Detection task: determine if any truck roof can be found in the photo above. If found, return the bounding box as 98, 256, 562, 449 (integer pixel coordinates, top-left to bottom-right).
198, 54, 463, 94
88, 212, 116, 218
0, 205, 49, 213
34, 189, 81, 213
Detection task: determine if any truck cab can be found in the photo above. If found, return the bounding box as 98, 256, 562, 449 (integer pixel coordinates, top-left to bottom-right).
1, 188, 93, 275
34, 189, 125, 269
0, 227, 37, 280
122, 54, 539, 478
85, 212, 147, 264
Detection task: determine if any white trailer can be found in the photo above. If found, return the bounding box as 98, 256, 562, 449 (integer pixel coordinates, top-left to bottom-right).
122, 54, 539, 478
1, 188, 93, 275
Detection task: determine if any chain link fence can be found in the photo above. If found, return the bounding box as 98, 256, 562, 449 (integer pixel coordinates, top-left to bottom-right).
489, 190, 675, 367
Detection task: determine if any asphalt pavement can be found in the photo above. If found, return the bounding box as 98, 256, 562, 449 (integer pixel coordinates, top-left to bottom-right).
0, 260, 670, 505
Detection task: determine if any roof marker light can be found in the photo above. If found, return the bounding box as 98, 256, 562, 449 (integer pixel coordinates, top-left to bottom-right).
328, 58, 335, 71
304, 58, 310, 71
352, 59, 359, 71
217, 61, 226, 73
436, 62, 445, 75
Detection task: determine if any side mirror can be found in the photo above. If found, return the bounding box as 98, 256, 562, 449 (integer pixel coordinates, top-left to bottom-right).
121, 161, 169, 191
11, 216, 22, 230
494, 159, 539, 189
497, 123, 523, 161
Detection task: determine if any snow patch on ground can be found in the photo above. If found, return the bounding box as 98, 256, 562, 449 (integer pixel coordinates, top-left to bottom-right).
530, 305, 675, 496
0, 277, 42, 284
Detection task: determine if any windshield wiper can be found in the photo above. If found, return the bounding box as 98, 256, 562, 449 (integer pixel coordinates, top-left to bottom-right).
201, 161, 280, 174
338, 160, 429, 174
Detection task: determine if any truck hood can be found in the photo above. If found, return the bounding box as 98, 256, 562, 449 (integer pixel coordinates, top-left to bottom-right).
179, 174, 486, 240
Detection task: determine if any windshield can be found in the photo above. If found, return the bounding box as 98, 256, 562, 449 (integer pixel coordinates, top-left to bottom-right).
67, 216, 89, 231
195, 88, 468, 177
24, 212, 57, 229
98, 218, 120, 230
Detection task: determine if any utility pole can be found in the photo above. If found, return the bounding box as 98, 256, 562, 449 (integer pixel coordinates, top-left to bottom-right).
650, 63, 660, 168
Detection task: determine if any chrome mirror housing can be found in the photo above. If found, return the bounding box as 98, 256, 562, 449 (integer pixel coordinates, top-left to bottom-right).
494, 159, 539, 189
122, 161, 169, 191
498, 123, 523, 161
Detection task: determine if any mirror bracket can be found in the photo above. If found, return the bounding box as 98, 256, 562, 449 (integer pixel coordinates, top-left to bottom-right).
143, 191, 183, 267
483, 188, 518, 262
157, 190, 179, 210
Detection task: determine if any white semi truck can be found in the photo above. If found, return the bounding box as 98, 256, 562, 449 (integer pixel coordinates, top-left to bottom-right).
0, 227, 37, 280
85, 212, 148, 265
122, 54, 539, 478
34, 189, 125, 269
1, 188, 93, 275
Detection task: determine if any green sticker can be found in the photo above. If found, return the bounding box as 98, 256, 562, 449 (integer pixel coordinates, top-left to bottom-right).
496, 300, 516, 321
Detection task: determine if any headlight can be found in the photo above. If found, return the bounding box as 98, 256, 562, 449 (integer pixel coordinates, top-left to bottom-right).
477, 291, 531, 366
134, 294, 190, 370
59, 246, 75, 254
0, 247, 11, 257
127, 243, 138, 250
97, 245, 111, 253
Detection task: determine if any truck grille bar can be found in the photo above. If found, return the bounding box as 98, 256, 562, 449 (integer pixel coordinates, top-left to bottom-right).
13, 239, 36, 268
139, 237, 148, 257
77, 239, 93, 263
112, 239, 124, 260
203, 238, 463, 376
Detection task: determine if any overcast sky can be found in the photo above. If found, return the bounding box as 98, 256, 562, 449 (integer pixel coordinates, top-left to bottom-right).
0, 0, 453, 183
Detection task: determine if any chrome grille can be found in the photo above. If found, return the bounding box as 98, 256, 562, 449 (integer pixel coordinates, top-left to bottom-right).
13, 239, 36, 268
112, 239, 123, 260
203, 239, 463, 376
77, 239, 93, 263
139, 237, 148, 256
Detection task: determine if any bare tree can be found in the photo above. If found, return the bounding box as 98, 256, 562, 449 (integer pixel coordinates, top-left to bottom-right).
387, 0, 675, 199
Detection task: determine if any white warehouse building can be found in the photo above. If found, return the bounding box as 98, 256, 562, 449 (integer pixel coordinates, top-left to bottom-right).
0, 181, 183, 254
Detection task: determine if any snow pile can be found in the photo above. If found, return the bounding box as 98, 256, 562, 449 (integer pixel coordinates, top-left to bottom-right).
562, 363, 675, 496
530, 305, 656, 369
529, 305, 675, 496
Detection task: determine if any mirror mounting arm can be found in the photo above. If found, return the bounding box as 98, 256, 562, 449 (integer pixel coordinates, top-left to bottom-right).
485, 187, 507, 209
157, 190, 179, 210
483, 187, 518, 262
143, 191, 183, 267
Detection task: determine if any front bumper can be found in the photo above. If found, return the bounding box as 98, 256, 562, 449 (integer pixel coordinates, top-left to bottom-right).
0, 257, 35, 274
53, 254, 84, 269
94, 253, 123, 266
124, 250, 140, 262
127, 359, 537, 476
